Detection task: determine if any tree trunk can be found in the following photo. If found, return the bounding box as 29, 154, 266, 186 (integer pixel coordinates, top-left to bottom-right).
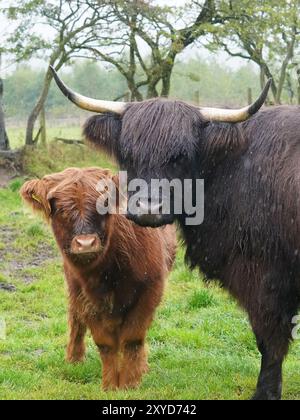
146, 84, 159, 99
259, 63, 277, 103
25, 67, 54, 146
127, 81, 143, 101
161, 73, 172, 97
297, 68, 300, 105
259, 67, 265, 91
40, 105, 47, 146
161, 60, 175, 97
0, 78, 10, 151
25, 52, 65, 146
275, 36, 296, 105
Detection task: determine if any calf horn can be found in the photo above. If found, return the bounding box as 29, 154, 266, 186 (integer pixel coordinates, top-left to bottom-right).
50, 66, 127, 114
199, 79, 272, 123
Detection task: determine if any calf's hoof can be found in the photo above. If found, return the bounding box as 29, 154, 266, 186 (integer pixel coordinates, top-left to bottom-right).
103, 383, 140, 392
66, 356, 85, 364
66, 350, 85, 363
119, 381, 141, 390
102, 384, 119, 392
102, 375, 144, 391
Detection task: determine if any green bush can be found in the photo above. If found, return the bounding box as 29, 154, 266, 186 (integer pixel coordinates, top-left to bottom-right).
26, 223, 45, 238
9, 179, 24, 193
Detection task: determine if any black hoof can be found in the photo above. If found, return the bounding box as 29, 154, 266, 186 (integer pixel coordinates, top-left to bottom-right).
251, 390, 281, 401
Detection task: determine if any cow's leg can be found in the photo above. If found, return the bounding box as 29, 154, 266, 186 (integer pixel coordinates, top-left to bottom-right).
251, 336, 285, 400
66, 308, 87, 363
226, 259, 300, 400
248, 270, 299, 400
90, 324, 119, 391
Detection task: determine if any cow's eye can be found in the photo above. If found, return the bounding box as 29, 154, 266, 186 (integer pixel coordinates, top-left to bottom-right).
170, 155, 183, 165
169, 156, 177, 164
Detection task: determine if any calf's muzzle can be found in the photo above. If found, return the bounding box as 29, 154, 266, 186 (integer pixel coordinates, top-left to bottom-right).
71, 234, 102, 255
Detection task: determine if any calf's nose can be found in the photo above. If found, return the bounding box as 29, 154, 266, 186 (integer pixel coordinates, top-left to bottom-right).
71, 234, 101, 254
77, 237, 96, 248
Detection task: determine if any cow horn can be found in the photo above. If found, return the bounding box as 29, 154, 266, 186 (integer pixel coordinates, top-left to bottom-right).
49, 66, 127, 114
199, 79, 272, 123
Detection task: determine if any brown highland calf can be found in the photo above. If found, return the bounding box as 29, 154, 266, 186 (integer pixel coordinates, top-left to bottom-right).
21, 167, 176, 390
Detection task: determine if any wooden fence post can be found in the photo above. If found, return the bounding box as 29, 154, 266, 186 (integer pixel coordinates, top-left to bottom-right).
193, 90, 200, 106
247, 88, 253, 105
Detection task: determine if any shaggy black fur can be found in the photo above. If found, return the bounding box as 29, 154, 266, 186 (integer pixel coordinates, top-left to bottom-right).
84, 99, 300, 400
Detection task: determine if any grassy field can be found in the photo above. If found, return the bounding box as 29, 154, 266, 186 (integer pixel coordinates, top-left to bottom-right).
0, 128, 299, 400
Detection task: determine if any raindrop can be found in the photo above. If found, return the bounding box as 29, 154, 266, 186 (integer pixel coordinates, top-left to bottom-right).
244, 158, 251, 170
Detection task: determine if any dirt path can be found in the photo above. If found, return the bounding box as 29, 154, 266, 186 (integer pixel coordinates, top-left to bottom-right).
0, 224, 58, 290
0, 167, 16, 188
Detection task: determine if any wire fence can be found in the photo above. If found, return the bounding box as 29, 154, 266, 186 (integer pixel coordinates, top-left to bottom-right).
6, 116, 85, 129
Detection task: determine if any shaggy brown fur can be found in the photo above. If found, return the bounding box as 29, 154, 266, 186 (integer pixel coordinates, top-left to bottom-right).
20, 168, 176, 390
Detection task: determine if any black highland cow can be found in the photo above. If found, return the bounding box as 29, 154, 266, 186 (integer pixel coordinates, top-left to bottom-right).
51, 66, 300, 400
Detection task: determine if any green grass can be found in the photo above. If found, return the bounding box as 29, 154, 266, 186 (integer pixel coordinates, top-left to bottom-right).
0, 132, 299, 400
7, 126, 82, 150
7, 125, 116, 178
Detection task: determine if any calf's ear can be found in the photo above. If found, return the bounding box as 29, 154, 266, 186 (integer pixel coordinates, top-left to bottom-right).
83, 113, 122, 158
20, 179, 52, 218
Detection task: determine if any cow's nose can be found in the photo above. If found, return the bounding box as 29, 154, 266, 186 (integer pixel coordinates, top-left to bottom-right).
126, 211, 173, 228
138, 199, 163, 215
71, 235, 102, 254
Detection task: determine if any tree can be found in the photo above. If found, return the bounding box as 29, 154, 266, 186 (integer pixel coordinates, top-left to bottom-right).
0, 50, 10, 151
3, 0, 235, 130
297, 66, 300, 104
3, 0, 114, 145
209, 0, 300, 104
0, 77, 10, 150
80, 0, 234, 100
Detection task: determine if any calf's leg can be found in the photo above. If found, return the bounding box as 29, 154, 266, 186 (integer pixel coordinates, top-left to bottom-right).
118, 285, 163, 389
119, 338, 148, 389
98, 344, 120, 391
90, 324, 119, 391
66, 309, 87, 363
